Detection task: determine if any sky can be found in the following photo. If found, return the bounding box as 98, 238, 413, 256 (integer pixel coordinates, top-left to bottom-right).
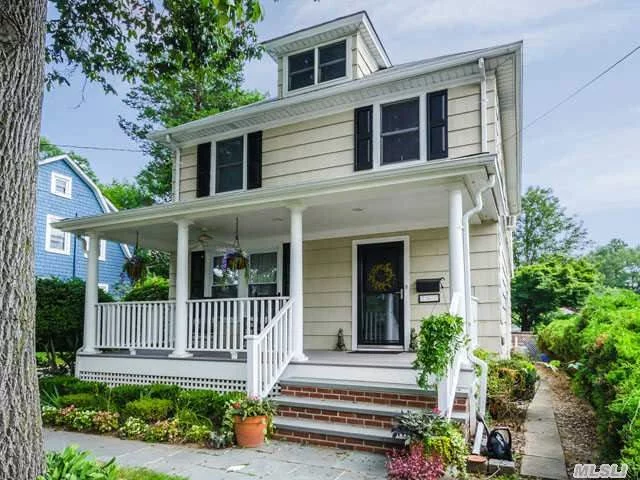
41, 0, 640, 246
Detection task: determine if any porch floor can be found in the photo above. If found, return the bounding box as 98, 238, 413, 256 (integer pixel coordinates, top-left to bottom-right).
90, 349, 417, 368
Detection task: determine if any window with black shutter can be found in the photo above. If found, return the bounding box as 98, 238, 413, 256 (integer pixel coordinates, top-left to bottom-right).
354, 105, 373, 171
427, 90, 448, 160
215, 136, 244, 193
196, 142, 211, 198
247, 131, 262, 190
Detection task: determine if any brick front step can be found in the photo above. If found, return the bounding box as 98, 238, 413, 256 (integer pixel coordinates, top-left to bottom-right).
273, 416, 403, 454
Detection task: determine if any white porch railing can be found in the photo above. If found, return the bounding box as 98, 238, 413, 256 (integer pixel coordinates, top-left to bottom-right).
246, 298, 295, 398
437, 292, 466, 419
186, 297, 288, 355
95, 301, 176, 350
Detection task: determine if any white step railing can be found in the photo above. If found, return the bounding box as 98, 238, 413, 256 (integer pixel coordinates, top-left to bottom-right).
437, 292, 466, 419
186, 297, 288, 355
95, 301, 176, 350
246, 298, 295, 398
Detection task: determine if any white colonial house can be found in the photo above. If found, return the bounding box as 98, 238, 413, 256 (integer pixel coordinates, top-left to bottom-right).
56, 12, 522, 452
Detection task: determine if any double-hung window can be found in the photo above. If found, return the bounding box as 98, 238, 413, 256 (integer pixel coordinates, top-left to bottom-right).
45, 215, 71, 255
287, 39, 348, 93
248, 252, 278, 297
211, 256, 239, 298
380, 97, 420, 165
83, 236, 107, 261
215, 136, 244, 193
51, 172, 72, 198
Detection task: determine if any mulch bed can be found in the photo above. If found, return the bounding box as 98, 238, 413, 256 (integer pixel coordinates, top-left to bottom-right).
537, 365, 599, 476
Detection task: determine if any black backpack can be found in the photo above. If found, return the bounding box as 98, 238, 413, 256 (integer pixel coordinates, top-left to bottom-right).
477, 413, 513, 461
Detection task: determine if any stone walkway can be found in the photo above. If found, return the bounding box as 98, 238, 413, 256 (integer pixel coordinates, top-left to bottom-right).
45, 429, 387, 480
520, 376, 568, 480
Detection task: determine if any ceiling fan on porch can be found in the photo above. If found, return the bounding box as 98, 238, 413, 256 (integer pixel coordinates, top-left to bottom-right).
189, 227, 213, 250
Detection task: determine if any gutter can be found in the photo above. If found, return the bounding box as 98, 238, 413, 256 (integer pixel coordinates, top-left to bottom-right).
478, 58, 488, 152
461, 174, 496, 454
166, 134, 180, 202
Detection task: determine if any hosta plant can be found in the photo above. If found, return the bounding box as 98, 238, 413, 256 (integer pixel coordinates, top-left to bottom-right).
37, 446, 117, 480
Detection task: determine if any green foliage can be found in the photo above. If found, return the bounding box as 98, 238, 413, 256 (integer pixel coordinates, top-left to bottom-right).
40, 375, 106, 397
512, 256, 601, 331
476, 350, 538, 421
412, 313, 464, 388
147, 384, 182, 403
392, 411, 468, 477
587, 239, 640, 293
538, 289, 640, 473
109, 384, 150, 410
123, 398, 174, 422
101, 179, 154, 210
176, 389, 234, 424
118, 417, 151, 440
92, 411, 120, 433
124, 276, 170, 301
118, 467, 187, 480
223, 395, 274, 438
182, 424, 212, 444
36, 278, 113, 368
58, 393, 105, 411
514, 186, 591, 267
537, 314, 582, 361
38, 446, 118, 480
145, 419, 182, 443
42, 406, 59, 426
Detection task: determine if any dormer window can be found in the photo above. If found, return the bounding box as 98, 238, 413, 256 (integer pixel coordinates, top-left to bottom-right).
286, 39, 349, 93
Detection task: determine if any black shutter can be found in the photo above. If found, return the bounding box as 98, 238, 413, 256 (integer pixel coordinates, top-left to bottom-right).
354, 106, 373, 171
282, 243, 290, 297
190, 251, 206, 299
247, 131, 262, 189
196, 142, 211, 197
427, 90, 448, 160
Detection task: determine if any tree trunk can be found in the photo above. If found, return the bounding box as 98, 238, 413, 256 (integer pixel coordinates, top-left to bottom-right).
0, 0, 47, 477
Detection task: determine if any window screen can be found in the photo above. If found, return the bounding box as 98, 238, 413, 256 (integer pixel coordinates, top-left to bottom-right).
288, 49, 315, 91
216, 136, 244, 193
381, 98, 420, 164
318, 40, 346, 83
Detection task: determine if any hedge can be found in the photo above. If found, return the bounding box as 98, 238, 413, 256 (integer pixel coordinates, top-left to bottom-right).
123, 276, 169, 302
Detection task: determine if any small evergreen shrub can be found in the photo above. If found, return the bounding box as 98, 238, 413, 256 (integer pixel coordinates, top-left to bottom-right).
147, 384, 181, 403
123, 398, 173, 422
109, 384, 150, 410
123, 276, 169, 301
176, 389, 219, 418
58, 393, 105, 410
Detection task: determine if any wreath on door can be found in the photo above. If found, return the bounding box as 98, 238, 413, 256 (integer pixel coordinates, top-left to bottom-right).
367, 262, 395, 292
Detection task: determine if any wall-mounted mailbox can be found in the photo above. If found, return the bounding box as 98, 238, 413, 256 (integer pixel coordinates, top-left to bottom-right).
416, 278, 443, 293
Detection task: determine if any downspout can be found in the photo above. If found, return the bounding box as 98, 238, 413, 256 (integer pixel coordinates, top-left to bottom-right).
462, 174, 496, 454
166, 134, 180, 203
479, 58, 488, 153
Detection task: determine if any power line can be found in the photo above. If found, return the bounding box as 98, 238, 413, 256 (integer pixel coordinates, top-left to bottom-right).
507, 44, 640, 143
54, 143, 143, 153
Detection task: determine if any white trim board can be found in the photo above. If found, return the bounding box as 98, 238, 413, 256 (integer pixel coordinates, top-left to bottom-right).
351, 236, 411, 352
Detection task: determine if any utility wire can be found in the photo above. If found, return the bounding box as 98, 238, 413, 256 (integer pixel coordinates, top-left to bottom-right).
506, 44, 640, 143
53, 143, 143, 153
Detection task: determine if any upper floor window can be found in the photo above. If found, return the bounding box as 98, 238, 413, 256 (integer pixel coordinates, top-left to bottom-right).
51, 172, 72, 199
381, 98, 420, 165
215, 136, 244, 193
287, 39, 348, 93
45, 215, 71, 255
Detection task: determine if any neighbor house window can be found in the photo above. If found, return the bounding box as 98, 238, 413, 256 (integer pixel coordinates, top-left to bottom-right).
215, 136, 244, 193
287, 40, 348, 92
51, 172, 72, 198
83, 236, 107, 261
211, 256, 239, 298
45, 215, 71, 255
381, 97, 420, 164
249, 252, 278, 297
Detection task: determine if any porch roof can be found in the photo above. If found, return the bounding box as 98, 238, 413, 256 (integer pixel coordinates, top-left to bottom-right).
55, 154, 499, 251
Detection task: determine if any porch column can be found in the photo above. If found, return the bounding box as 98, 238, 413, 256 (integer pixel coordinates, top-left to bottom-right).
290, 204, 308, 362
170, 219, 193, 358
82, 232, 100, 354
448, 188, 465, 318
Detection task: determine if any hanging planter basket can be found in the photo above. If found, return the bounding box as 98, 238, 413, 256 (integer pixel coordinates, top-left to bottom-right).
225, 252, 248, 271
123, 233, 148, 283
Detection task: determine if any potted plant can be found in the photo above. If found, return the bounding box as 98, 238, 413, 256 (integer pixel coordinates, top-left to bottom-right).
221, 247, 249, 272
123, 234, 148, 283
225, 396, 275, 448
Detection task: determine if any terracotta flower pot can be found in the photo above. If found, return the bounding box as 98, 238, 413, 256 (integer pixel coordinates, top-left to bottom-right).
234, 415, 267, 448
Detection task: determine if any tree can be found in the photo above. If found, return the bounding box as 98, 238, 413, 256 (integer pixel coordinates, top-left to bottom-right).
2, 1, 262, 477
587, 239, 640, 292
512, 256, 601, 331
39, 137, 100, 183
514, 186, 591, 267
101, 179, 154, 210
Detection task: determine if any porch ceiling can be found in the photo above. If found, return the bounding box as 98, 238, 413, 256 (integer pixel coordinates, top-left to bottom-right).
56, 155, 499, 251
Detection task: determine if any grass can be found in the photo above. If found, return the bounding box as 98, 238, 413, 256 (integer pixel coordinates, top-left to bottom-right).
118, 467, 187, 480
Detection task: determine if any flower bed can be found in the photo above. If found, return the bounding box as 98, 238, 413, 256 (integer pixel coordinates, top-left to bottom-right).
39, 375, 262, 449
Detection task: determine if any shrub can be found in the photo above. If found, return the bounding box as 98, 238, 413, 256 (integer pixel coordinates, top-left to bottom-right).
40, 375, 103, 396
413, 313, 464, 388
58, 393, 105, 410
147, 384, 181, 403
123, 276, 169, 301
42, 406, 59, 426
119, 417, 150, 440
38, 446, 118, 480
176, 389, 219, 418
36, 278, 113, 368
93, 411, 120, 433
537, 314, 582, 362
386, 444, 445, 480
109, 384, 150, 410
145, 419, 181, 443
183, 424, 212, 444
68, 410, 98, 432
123, 398, 173, 422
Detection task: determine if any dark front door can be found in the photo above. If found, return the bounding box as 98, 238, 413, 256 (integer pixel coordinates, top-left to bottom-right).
190, 251, 206, 299
357, 242, 404, 347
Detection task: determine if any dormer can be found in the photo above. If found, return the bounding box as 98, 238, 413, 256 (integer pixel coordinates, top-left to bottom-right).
262, 11, 391, 98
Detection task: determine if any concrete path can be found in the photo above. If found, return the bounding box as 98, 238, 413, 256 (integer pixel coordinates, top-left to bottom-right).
45, 429, 387, 480
520, 377, 568, 480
